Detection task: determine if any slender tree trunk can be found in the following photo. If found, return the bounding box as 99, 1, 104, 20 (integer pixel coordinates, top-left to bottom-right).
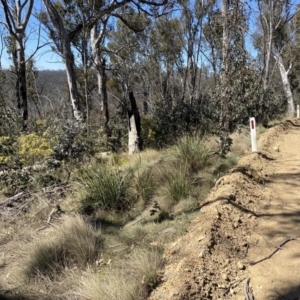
43, 0, 84, 122
277, 55, 295, 116
257, 0, 273, 123
128, 91, 142, 154
90, 24, 110, 136
220, 0, 230, 132
15, 38, 28, 130
64, 44, 84, 121
1, 0, 34, 130
98, 59, 110, 135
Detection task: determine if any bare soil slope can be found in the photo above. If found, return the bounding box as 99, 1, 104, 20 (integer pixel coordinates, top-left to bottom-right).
148, 120, 300, 300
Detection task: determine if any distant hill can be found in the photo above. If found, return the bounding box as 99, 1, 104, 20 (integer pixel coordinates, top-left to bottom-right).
35, 70, 66, 98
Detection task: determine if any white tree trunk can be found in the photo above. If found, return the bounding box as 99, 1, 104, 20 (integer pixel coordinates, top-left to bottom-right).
128, 114, 140, 154
90, 24, 110, 135
277, 54, 295, 116
1, 0, 34, 129
128, 91, 141, 154
64, 50, 83, 122
43, 0, 84, 122
90, 26, 104, 112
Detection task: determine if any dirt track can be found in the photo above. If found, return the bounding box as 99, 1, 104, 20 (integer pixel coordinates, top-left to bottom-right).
148, 120, 300, 300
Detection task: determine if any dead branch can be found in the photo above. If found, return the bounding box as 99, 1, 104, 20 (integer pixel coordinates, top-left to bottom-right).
46, 208, 56, 224
244, 278, 255, 300
249, 235, 300, 266
218, 277, 246, 293
0, 191, 29, 207
36, 205, 64, 232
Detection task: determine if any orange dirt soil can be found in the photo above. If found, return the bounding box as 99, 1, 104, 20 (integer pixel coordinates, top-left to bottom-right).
148, 120, 300, 300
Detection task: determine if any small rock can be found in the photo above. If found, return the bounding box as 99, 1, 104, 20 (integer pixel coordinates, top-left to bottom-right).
237, 261, 246, 270
222, 273, 229, 281
233, 222, 239, 228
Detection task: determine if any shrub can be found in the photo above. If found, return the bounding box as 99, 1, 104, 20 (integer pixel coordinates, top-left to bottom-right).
48, 122, 94, 168
80, 164, 131, 212
24, 215, 103, 278
173, 135, 213, 173
0, 136, 14, 165
17, 133, 52, 166
141, 117, 156, 148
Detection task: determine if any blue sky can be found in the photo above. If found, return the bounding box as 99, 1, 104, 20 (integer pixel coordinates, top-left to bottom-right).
0, 0, 65, 70
1, 0, 300, 71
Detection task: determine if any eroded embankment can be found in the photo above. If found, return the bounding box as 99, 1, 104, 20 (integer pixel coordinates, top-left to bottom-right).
148, 120, 300, 300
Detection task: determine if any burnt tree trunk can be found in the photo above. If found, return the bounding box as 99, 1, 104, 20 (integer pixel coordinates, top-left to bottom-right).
128, 91, 142, 154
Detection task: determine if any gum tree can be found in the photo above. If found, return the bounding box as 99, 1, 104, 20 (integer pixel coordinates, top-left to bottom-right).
40, 0, 173, 123
0, 0, 34, 130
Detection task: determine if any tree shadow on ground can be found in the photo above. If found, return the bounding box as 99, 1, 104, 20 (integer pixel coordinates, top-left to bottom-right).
272, 284, 300, 300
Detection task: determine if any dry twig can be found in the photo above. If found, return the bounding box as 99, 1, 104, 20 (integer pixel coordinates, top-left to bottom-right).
244, 278, 255, 300
249, 235, 300, 266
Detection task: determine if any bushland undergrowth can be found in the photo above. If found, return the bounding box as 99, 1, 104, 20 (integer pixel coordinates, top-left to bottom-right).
0, 123, 253, 300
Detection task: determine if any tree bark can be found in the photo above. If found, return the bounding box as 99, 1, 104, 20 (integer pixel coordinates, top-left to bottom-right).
42, 0, 84, 122
91, 23, 110, 136
1, 0, 34, 130
128, 91, 142, 154
220, 0, 230, 132
15, 38, 28, 126
277, 54, 295, 116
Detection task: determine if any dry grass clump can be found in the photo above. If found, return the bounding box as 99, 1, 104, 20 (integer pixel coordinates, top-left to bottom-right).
76, 249, 162, 300
24, 214, 103, 278
79, 164, 132, 213
172, 135, 213, 173
161, 164, 193, 204
134, 166, 156, 204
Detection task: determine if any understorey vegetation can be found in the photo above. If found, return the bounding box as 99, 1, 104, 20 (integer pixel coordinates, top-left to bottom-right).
0, 0, 299, 299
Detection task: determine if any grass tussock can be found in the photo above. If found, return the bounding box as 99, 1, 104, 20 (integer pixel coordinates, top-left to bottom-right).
80, 164, 132, 212
76, 249, 162, 300
213, 155, 238, 176
0, 124, 257, 299
134, 167, 156, 204
24, 214, 103, 278
161, 164, 193, 204
173, 135, 213, 173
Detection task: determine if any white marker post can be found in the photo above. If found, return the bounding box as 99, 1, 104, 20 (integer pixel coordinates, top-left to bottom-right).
250, 117, 257, 152
297, 105, 300, 118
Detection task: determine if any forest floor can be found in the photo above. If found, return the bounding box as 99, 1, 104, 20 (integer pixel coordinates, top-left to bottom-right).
1, 119, 300, 300
148, 119, 300, 300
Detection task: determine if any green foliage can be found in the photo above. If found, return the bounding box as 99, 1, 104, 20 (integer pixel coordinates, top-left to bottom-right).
215, 136, 233, 158
0, 136, 14, 165
152, 98, 215, 148
48, 122, 94, 169
17, 133, 52, 166
80, 164, 132, 212
0, 136, 33, 194
173, 135, 213, 173
0, 169, 32, 194
141, 117, 156, 148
